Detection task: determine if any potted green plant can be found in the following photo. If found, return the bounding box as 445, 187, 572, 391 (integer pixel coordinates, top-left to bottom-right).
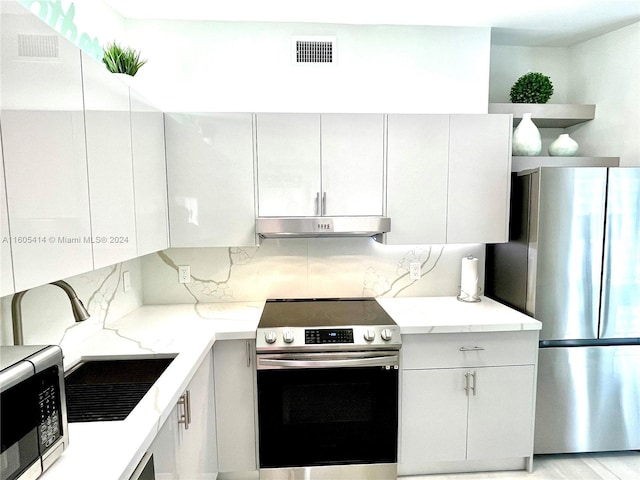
102, 42, 147, 76
510, 72, 554, 104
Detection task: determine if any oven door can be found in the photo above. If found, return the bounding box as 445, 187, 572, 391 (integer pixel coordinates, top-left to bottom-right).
256, 351, 399, 470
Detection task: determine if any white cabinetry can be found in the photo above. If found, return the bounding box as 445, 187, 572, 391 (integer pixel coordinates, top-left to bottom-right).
165, 113, 256, 247
82, 52, 137, 268
399, 331, 538, 476
0, 139, 14, 296
1, 9, 93, 291
256, 113, 384, 217
387, 114, 512, 245
152, 351, 217, 479
213, 340, 257, 475
130, 91, 169, 256
447, 114, 512, 244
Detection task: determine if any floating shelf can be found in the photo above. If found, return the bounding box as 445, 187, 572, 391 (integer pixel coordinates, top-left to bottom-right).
512, 156, 619, 172
489, 103, 596, 128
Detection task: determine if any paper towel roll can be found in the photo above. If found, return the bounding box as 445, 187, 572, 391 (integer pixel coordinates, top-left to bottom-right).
459, 256, 480, 302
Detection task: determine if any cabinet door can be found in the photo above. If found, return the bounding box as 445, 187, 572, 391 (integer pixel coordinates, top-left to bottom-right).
213, 340, 257, 474
386, 115, 449, 244
321, 114, 384, 216
0, 137, 14, 296
176, 351, 217, 479
466, 365, 535, 460
399, 368, 468, 475
82, 52, 137, 268
256, 113, 320, 217
151, 404, 180, 480
166, 113, 256, 247
130, 91, 169, 256
1, 10, 93, 291
447, 114, 512, 243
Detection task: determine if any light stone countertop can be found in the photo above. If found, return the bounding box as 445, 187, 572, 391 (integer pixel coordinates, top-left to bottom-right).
42, 296, 540, 480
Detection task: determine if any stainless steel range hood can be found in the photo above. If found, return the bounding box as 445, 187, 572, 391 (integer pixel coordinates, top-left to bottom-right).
256, 216, 390, 242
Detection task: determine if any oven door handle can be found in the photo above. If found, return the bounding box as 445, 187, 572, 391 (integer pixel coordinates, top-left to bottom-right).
257, 354, 399, 369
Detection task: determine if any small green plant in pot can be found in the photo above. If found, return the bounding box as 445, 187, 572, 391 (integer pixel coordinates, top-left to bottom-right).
102, 42, 147, 76
510, 72, 554, 104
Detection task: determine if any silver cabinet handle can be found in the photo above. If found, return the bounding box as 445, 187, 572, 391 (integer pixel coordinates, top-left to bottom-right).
322, 192, 327, 215
459, 346, 485, 352
246, 340, 252, 368
315, 192, 321, 216
178, 390, 191, 430
471, 371, 477, 396
464, 372, 470, 396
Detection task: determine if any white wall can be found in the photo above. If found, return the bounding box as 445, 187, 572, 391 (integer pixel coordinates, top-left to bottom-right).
489, 45, 570, 103
124, 20, 491, 113
567, 22, 640, 167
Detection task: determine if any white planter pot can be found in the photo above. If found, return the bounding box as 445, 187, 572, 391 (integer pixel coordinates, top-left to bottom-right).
512, 113, 541, 156
548, 133, 579, 156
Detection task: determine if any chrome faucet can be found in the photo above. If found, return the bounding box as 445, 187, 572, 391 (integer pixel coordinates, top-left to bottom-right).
11, 280, 90, 345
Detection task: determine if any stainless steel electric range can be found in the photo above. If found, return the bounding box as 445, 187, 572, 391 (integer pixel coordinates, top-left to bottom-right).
256, 297, 401, 480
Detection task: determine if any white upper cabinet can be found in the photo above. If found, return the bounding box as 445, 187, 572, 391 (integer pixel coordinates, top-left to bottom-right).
447, 114, 512, 244
321, 114, 384, 216
81, 52, 137, 268
165, 113, 257, 247
1, 7, 93, 291
386, 114, 512, 245
130, 90, 169, 256
256, 113, 385, 217
0, 138, 15, 296
387, 115, 449, 244
256, 113, 321, 217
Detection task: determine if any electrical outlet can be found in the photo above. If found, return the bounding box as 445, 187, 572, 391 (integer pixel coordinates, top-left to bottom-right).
122, 271, 131, 292
409, 263, 421, 280
178, 265, 191, 284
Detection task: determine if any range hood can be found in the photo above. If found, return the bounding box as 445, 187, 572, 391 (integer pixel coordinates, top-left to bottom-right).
256, 216, 391, 242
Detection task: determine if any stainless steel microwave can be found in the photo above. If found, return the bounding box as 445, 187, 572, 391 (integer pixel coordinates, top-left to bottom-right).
0, 345, 68, 480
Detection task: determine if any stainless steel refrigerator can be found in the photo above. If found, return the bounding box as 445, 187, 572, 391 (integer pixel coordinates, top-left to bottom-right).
486, 167, 640, 454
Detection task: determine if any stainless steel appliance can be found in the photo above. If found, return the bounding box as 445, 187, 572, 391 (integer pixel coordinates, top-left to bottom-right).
0, 345, 69, 480
256, 298, 401, 480
486, 167, 640, 454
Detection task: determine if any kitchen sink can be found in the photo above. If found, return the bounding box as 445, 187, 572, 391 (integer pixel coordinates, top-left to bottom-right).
65, 356, 176, 422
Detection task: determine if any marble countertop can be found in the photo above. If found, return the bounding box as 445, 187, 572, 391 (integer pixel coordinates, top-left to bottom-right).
43, 296, 539, 480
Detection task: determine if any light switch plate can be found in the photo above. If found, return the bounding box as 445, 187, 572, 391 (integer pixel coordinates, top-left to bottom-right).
178, 265, 191, 284
409, 263, 421, 280
123, 271, 131, 292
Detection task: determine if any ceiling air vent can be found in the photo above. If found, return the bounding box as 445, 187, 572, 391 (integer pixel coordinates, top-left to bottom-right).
293, 36, 336, 64
17, 34, 59, 58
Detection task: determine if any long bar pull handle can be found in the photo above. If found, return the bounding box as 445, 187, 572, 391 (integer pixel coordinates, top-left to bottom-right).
464, 372, 470, 396
459, 346, 485, 352
178, 390, 191, 430
246, 340, 252, 368
315, 192, 321, 216
322, 192, 327, 215
471, 371, 477, 396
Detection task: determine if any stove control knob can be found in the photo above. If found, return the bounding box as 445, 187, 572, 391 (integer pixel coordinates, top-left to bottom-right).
283, 329, 295, 343
364, 329, 376, 342
265, 331, 277, 344
381, 328, 393, 341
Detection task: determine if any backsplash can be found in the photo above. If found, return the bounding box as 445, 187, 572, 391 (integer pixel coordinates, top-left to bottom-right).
142, 239, 485, 304
0, 258, 143, 346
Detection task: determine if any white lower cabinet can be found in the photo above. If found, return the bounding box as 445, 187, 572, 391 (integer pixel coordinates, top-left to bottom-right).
152, 351, 217, 480
213, 340, 258, 475
399, 332, 537, 476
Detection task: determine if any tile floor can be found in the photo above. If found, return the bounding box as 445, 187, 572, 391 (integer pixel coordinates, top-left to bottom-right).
403, 452, 640, 479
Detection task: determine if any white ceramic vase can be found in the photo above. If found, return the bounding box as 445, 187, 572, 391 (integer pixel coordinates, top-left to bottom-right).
512, 113, 542, 156
548, 133, 579, 156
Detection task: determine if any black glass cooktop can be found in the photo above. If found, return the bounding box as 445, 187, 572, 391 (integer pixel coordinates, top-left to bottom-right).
258, 298, 396, 328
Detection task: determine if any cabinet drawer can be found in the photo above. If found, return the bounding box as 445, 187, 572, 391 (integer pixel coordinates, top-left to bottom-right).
401, 331, 538, 369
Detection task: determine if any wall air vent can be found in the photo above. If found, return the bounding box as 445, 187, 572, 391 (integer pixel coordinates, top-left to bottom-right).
17, 34, 59, 58
293, 36, 336, 64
